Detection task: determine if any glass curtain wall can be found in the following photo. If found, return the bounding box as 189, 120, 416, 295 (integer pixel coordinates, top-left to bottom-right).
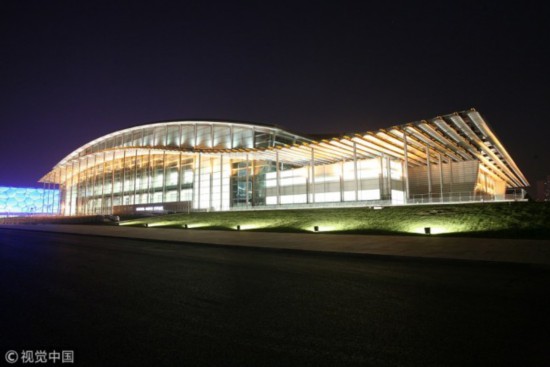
61, 153, 410, 215
55, 121, 309, 215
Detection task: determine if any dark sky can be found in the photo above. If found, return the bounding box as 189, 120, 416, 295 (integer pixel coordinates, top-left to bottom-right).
1, 1, 549, 191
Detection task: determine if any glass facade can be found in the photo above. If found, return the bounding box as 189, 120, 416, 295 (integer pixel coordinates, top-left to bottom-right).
0, 186, 59, 216
43, 121, 317, 215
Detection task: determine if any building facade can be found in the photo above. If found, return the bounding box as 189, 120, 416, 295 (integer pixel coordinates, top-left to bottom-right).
0, 186, 59, 217
40, 109, 529, 216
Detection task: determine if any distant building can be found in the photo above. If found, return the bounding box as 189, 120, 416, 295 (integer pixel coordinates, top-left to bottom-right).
536, 176, 550, 202
39, 109, 529, 216
0, 186, 59, 217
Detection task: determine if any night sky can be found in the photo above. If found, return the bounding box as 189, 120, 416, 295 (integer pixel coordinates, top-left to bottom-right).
1, 1, 549, 192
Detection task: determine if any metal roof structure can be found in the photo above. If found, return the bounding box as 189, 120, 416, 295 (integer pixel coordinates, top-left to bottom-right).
41, 109, 528, 189
189, 109, 528, 188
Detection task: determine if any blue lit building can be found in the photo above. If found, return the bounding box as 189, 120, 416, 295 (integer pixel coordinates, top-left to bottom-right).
0, 186, 60, 217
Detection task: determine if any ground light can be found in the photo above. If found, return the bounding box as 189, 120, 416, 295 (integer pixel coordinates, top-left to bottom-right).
146, 222, 171, 228
409, 224, 457, 235
185, 223, 208, 229
236, 225, 241, 231
235, 224, 257, 230
303, 223, 345, 232
182, 224, 188, 229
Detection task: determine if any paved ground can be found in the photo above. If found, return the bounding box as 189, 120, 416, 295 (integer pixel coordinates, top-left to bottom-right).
2, 224, 550, 264
1, 229, 550, 366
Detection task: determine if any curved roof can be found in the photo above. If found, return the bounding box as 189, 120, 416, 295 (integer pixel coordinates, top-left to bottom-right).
40, 110, 529, 189
124, 117, 286, 130
54, 120, 310, 167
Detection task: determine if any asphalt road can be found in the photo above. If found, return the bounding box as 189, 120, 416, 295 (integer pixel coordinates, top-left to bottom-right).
1, 229, 549, 366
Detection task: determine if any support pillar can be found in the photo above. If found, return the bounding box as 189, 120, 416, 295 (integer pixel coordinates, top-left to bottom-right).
386, 155, 392, 200
340, 159, 344, 202
121, 150, 127, 207
276, 151, 281, 205
403, 133, 410, 202
439, 153, 444, 201
147, 149, 152, 204
162, 150, 167, 203
133, 149, 139, 205
219, 154, 223, 211
177, 151, 182, 203
196, 153, 201, 210
111, 151, 116, 214
77, 158, 82, 215
353, 142, 358, 201
245, 154, 250, 207
92, 154, 98, 214
426, 145, 432, 200
449, 158, 454, 196
69, 161, 75, 216
209, 157, 214, 211
311, 147, 315, 204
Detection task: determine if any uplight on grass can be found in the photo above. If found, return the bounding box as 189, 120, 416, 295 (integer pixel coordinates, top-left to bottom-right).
237, 224, 259, 230
185, 223, 207, 229
409, 225, 454, 235
108, 203, 547, 238
146, 221, 171, 228
304, 222, 345, 232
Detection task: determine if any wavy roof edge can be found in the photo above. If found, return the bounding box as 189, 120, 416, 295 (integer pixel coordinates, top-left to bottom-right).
126, 118, 287, 130
40, 108, 529, 188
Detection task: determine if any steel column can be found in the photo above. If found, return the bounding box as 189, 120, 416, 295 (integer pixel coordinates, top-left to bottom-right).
403, 133, 410, 201
178, 125, 183, 205
311, 147, 315, 203
110, 151, 115, 214
276, 151, 281, 205
439, 153, 444, 200
245, 154, 250, 207
426, 145, 432, 198
353, 142, 358, 201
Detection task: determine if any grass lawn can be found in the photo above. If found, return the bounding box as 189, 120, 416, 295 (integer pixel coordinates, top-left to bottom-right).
120, 202, 550, 239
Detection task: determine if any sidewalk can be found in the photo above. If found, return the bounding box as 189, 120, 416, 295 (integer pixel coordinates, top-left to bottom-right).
2, 224, 550, 265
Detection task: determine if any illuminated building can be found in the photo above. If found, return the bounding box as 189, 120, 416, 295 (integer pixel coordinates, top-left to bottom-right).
40, 109, 529, 216
0, 186, 59, 217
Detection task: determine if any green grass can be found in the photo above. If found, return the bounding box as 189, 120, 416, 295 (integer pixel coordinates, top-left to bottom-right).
119, 202, 550, 239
